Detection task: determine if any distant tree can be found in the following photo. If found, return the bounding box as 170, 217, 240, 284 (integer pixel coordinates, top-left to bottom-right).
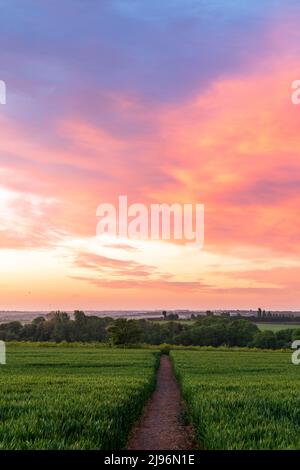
275, 329, 293, 348
53, 311, 70, 322
51, 311, 72, 342
292, 329, 300, 341
257, 308, 262, 319
32, 316, 45, 325
166, 313, 179, 321
86, 316, 109, 342
0, 321, 23, 340
140, 320, 168, 345
45, 312, 56, 321
108, 319, 142, 346
73, 310, 88, 341
1, 309, 297, 350
227, 320, 258, 347
36, 320, 53, 341
252, 331, 278, 349
74, 310, 86, 324
20, 323, 37, 341
162, 311, 167, 320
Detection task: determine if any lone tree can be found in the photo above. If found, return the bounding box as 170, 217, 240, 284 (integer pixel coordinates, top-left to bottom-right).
108, 319, 142, 346
257, 308, 262, 319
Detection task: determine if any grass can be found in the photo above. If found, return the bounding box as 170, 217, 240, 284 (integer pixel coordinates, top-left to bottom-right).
0, 344, 159, 450
256, 323, 300, 331
172, 349, 300, 449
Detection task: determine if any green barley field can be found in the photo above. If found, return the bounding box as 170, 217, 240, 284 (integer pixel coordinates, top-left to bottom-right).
2, 344, 300, 450
172, 349, 300, 449
0, 344, 159, 450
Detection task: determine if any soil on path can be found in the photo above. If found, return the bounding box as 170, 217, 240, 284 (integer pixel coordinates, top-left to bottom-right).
127, 355, 197, 450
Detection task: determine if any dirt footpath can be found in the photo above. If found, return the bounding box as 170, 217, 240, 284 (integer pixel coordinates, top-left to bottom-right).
127, 355, 196, 450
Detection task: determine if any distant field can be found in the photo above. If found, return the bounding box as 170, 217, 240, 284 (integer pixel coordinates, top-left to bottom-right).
0, 345, 158, 450
172, 349, 300, 449
256, 323, 300, 331
153, 320, 300, 332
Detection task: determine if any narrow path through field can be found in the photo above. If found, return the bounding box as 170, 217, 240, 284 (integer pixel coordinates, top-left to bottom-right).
127, 355, 196, 450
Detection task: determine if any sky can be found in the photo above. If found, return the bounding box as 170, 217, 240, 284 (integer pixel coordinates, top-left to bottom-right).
0, 0, 300, 311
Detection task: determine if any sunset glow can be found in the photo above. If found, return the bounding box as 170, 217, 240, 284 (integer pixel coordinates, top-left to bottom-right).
0, 1, 300, 310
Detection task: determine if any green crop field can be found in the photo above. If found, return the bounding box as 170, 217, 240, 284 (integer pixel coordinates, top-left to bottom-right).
172, 349, 300, 449
256, 323, 300, 331
3, 344, 300, 450
0, 344, 159, 450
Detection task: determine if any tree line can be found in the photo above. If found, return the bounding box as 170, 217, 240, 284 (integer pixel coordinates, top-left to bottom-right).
0, 311, 299, 349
